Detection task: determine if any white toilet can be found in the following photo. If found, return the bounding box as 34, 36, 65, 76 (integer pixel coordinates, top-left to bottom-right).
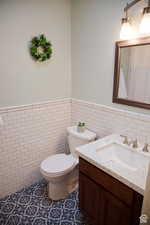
40, 126, 96, 200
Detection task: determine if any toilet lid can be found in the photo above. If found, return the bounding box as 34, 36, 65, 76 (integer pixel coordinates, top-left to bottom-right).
40, 154, 77, 175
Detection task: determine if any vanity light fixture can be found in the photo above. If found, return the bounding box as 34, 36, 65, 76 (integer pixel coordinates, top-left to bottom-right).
140, 0, 150, 33
120, 0, 150, 40
120, 13, 133, 40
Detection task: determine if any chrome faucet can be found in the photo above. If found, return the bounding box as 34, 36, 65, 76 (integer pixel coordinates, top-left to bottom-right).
130, 139, 138, 148
121, 135, 138, 148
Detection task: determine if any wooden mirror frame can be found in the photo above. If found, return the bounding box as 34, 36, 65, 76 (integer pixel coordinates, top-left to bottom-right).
113, 36, 150, 110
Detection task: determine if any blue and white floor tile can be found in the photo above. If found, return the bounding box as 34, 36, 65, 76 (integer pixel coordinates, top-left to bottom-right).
0, 180, 86, 225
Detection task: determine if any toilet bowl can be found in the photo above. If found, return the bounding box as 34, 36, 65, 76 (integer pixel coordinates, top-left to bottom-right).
40, 154, 78, 200
40, 126, 96, 200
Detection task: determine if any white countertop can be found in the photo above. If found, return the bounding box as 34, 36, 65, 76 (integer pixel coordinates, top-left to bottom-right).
76, 134, 150, 196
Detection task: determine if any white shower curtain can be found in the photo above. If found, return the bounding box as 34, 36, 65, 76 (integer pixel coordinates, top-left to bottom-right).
127, 45, 150, 103
118, 67, 127, 99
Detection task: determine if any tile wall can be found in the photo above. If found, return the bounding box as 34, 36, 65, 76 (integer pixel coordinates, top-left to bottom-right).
71, 99, 150, 143
0, 99, 71, 198
1, 98, 150, 198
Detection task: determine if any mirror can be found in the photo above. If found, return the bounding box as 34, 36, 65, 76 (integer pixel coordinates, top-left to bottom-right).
113, 37, 150, 110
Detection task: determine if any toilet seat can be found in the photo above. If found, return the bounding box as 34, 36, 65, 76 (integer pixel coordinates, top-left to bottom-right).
40, 154, 78, 178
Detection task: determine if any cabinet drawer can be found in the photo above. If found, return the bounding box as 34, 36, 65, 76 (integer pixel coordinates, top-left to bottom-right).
79, 158, 134, 206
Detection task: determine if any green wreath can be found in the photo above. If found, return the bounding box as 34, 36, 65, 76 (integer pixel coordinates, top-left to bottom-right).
30, 34, 52, 62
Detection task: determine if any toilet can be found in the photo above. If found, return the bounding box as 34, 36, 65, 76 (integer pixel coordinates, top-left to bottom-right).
40, 126, 96, 200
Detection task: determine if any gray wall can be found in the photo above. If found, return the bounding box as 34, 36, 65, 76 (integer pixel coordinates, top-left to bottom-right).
0, 0, 71, 107
71, 0, 150, 115
0, 0, 149, 115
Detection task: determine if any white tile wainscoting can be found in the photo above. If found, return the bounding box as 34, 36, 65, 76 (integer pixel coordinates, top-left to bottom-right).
71, 99, 150, 144
0, 99, 71, 198
1, 98, 150, 198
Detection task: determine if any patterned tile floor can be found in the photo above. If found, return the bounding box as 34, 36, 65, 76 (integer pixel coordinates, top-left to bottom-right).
0, 180, 86, 225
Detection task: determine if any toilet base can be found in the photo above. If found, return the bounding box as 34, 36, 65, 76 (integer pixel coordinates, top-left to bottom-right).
68, 182, 78, 194
48, 179, 68, 200
48, 166, 79, 201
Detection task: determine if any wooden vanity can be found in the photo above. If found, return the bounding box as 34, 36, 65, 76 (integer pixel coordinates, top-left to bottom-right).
79, 158, 143, 225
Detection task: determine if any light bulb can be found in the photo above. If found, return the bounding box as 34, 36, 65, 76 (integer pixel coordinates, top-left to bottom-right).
120, 19, 133, 40
140, 10, 150, 34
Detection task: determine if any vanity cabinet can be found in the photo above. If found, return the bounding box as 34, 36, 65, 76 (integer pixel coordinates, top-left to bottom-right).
79, 158, 143, 225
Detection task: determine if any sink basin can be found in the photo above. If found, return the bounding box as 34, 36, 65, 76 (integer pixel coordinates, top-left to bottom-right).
76, 134, 150, 195
96, 143, 149, 184
97, 143, 148, 171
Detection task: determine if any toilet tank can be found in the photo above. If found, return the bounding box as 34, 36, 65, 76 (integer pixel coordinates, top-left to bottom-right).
67, 126, 96, 158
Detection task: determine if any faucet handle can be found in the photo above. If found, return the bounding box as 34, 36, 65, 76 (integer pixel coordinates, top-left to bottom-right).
120, 135, 129, 145
132, 139, 138, 148
143, 143, 150, 152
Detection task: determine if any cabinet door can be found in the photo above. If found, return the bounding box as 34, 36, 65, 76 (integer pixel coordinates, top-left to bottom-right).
100, 189, 131, 225
79, 172, 102, 225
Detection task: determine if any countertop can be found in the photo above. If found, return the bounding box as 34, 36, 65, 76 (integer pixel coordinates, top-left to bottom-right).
76, 134, 150, 196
